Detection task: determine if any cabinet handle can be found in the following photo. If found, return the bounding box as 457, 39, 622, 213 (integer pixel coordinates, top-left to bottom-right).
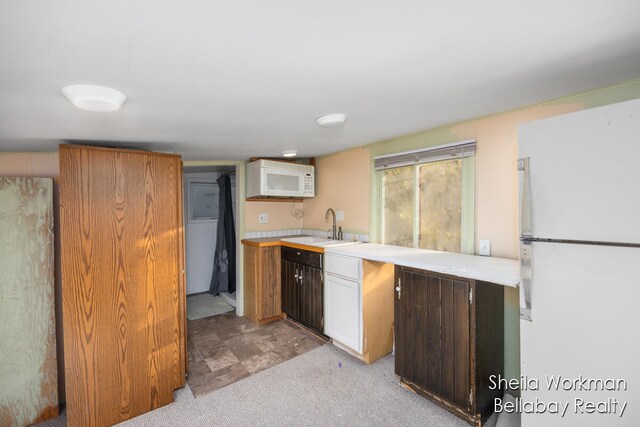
295, 268, 299, 282
300, 271, 303, 285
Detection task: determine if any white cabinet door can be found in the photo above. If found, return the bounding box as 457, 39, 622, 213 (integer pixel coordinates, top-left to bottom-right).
324, 273, 361, 353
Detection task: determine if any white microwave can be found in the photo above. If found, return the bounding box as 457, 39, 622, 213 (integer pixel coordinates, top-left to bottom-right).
246, 160, 315, 198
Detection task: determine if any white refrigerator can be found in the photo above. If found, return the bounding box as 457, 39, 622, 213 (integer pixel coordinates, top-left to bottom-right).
515, 98, 640, 426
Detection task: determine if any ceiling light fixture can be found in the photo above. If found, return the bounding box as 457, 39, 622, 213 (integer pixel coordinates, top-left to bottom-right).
282, 150, 298, 158
62, 84, 126, 112
316, 113, 346, 128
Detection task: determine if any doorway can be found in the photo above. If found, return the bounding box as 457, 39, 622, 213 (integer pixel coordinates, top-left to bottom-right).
183, 165, 237, 320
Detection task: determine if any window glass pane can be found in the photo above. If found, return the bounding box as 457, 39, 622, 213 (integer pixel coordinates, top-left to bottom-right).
191, 182, 218, 219
383, 166, 414, 247
418, 159, 462, 252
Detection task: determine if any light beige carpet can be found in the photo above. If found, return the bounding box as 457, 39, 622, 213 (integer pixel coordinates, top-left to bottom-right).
36, 344, 497, 427
187, 294, 234, 320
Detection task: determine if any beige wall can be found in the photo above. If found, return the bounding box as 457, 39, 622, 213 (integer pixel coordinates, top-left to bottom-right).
368, 103, 584, 258
243, 148, 371, 235
244, 200, 303, 232
453, 104, 583, 258
0, 153, 65, 402
303, 147, 370, 234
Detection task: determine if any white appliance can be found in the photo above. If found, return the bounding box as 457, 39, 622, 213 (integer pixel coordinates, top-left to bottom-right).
246, 159, 314, 198
515, 98, 640, 426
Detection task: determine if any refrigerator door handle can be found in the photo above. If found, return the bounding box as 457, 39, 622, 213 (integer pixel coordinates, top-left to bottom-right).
520, 241, 533, 322
518, 157, 533, 321
518, 157, 532, 238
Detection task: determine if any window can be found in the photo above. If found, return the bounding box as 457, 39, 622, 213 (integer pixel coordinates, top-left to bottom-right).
187, 178, 219, 223
378, 141, 475, 253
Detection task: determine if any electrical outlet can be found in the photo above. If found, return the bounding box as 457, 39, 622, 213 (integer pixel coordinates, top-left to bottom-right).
479, 240, 491, 256
258, 213, 268, 223
336, 210, 344, 221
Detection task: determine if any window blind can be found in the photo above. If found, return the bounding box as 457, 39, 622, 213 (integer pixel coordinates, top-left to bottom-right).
373, 139, 476, 170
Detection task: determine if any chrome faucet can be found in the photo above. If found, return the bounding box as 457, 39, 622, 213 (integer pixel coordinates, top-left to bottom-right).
325, 208, 337, 240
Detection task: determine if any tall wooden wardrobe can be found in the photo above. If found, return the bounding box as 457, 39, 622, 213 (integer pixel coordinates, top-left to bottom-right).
60, 145, 186, 426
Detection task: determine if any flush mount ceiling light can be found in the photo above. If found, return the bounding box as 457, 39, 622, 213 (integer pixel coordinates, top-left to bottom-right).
61, 84, 126, 112
282, 150, 298, 158
316, 113, 346, 128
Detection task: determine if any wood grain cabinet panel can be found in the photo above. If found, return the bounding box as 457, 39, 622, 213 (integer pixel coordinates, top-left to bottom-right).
394, 266, 503, 426
281, 248, 323, 335
281, 258, 299, 321
243, 244, 282, 325
299, 264, 323, 332
60, 145, 186, 427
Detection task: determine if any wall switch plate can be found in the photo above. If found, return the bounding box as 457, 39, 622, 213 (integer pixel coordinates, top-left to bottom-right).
336, 210, 344, 221
479, 240, 491, 256
258, 213, 268, 223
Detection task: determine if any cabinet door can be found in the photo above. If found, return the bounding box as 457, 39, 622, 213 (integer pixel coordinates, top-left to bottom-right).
281, 259, 299, 320
299, 265, 323, 332
60, 145, 185, 426
325, 274, 360, 352
395, 267, 471, 412
394, 268, 412, 380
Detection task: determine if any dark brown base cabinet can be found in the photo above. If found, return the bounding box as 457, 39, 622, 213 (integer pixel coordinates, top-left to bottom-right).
394, 266, 504, 426
281, 247, 324, 334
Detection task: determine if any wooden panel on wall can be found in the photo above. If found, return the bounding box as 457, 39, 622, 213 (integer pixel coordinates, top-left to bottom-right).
425, 275, 442, 395
244, 244, 282, 325
60, 145, 185, 427
243, 245, 259, 323
281, 259, 299, 320
411, 272, 429, 389
261, 246, 281, 320
394, 268, 413, 380
452, 279, 471, 410
0, 177, 58, 427
440, 278, 455, 403
0, 153, 66, 403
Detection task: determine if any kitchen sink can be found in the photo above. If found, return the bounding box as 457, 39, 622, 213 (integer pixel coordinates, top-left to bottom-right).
280, 236, 362, 248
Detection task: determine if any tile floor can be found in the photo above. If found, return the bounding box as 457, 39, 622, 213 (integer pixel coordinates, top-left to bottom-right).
186, 293, 234, 320
187, 312, 326, 397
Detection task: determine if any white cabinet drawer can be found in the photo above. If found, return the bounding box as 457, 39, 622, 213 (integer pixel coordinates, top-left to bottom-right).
324, 253, 362, 280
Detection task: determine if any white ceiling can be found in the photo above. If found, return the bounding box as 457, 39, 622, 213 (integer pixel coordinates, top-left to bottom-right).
1, 1, 640, 160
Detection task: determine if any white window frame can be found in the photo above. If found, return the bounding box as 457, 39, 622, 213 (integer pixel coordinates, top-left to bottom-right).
186, 177, 219, 224
379, 147, 475, 254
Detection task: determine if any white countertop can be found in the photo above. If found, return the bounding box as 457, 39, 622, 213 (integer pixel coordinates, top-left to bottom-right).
325, 243, 519, 287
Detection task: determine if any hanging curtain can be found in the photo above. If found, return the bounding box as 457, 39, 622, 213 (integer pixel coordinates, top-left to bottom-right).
209, 173, 236, 295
